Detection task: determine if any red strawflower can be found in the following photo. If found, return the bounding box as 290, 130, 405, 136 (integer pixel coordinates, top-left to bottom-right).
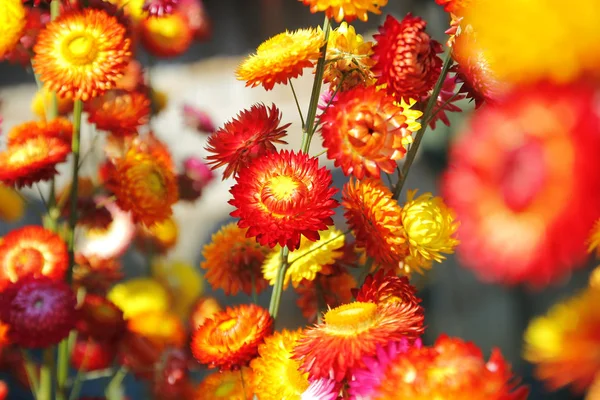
206, 103, 289, 179
0, 277, 77, 349
353, 269, 422, 310
230, 150, 338, 250
7, 118, 72, 146
76, 294, 126, 342
425, 74, 466, 129
442, 81, 600, 286
0, 137, 70, 187
191, 304, 273, 371
0, 226, 68, 291
320, 85, 413, 179
86, 89, 151, 136
373, 14, 443, 101
73, 255, 123, 295
71, 337, 116, 371
117, 331, 163, 380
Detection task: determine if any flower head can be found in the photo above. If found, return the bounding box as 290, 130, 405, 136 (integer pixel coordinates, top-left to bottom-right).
143, 0, 179, 16
230, 150, 338, 250
71, 337, 116, 372
0, 137, 70, 188
191, 304, 273, 370
373, 335, 528, 400
0, 0, 26, 59
76, 293, 126, 342
300, 0, 387, 23
293, 300, 424, 381
0, 277, 77, 348
373, 14, 443, 101
262, 226, 346, 289
0, 226, 68, 291
7, 118, 72, 147
128, 310, 186, 349
194, 368, 255, 400
462, 0, 600, 84
87, 89, 151, 135
190, 296, 222, 328
73, 254, 123, 295
107, 278, 170, 319
152, 260, 204, 317
201, 223, 270, 296
401, 190, 459, 273
324, 22, 376, 90
442, 81, 600, 286
302, 379, 339, 400
251, 329, 310, 399
136, 216, 179, 254
33, 9, 131, 101
182, 104, 215, 134
237, 28, 324, 90
0, 183, 25, 223
342, 178, 407, 269
321, 85, 418, 179
524, 287, 600, 393
109, 135, 179, 226
435, 0, 470, 15
140, 12, 193, 58
206, 103, 289, 179
353, 270, 422, 310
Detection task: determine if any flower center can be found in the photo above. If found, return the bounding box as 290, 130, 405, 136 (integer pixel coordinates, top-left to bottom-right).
9, 145, 44, 164
260, 175, 308, 216
146, 170, 166, 196
324, 302, 377, 335
62, 33, 99, 66
500, 139, 546, 212
150, 15, 183, 40
8, 247, 45, 281
217, 318, 237, 332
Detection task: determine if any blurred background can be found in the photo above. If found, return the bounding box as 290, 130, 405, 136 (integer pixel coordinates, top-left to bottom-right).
0, 0, 594, 399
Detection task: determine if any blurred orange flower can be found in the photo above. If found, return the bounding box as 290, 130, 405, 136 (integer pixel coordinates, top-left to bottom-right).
140, 12, 193, 58
87, 89, 151, 135
300, 0, 387, 22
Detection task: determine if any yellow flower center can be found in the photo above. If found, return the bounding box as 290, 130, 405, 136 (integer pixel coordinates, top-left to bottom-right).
7, 247, 44, 281
8, 145, 44, 164
260, 175, 308, 216
146, 170, 166, 196
62, 33, 99, 66
217, 318, 237, 332
267, 176, 299, 200
149, 15, 182, 40
215, 381, 235, 397
324, 302, 377, 335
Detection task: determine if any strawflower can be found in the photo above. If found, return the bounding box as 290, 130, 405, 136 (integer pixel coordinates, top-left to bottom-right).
373, 14, 443, 101
107, 277, 170, 319
0, 0, 26, 59
71, 338, 116, 371
7, 118, 72, 146
86, 89, 151, 135
0, 183, 25, 223
442, 81, 600, 286
300, 0, 387, 23
524, 287, 600, 393
128, 310, 186, 349
194, 368, 254, 400
33, 8, 131, 101
353, 270, 422, 310
201, 223, 270, 296
320, 85, 418, 179
136, 216, 179, 254
206, 103, 290, 179
262, 226, 346, 289
0, 226, 68, 291
152, 260, 204, 317
190, 296, 221, 328
0, 277, 77, 349
293, 300, 424, 381
182, 104, 215, 134
76, 293, 126, 342
251, 329, 311, 399
191, 304, 273, 370
73, 254, 123, 295
236, 28, 324, 90
230, 150, 338, 250
302, 379, 339, 400
143, 0, 180, 16
0, 136, 70, 188
140, 12, 193, 58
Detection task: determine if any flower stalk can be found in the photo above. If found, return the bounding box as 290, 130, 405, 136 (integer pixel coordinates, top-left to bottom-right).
268, 246, 289, 319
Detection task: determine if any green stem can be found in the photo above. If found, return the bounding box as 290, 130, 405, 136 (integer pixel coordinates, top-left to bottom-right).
21, 350, 40, 399
105, 366, 128, 400
268, 246, 289, 319
56, 339, 69, 400
301, 16, 331, 154
38, 348, 54, 400
392, 51, 454, 200
67, 99, 83, 285
289, 80, 305, 129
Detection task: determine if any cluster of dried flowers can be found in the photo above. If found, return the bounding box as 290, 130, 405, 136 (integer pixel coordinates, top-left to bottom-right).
0, 0, 599, 398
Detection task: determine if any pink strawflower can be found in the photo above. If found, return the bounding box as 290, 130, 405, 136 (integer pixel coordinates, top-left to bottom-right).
143, 0, 180, 16
182, 104, 215, 134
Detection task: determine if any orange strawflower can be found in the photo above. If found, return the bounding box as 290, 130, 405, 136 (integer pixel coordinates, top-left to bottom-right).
7, 118, 72, 147
524, 287, 600, 394
342, 178, 407, 268
86, 89, 151, 136
300, 0, 387, 23
251, 329, 310, 399
108, 135, 179, 226
190, 297, 222, 328
0, 137, 70, 188
128, 310, 186, 349
373, 335, 528, 400
201, 223, 270, 296
230, 150, 338, 250
194, 368, 255, 400
206, 103, 289, 179
320, 85, 417, 179
33, 9, 131, 101
293, 300, 424, 381
0, 226, 68, 291
373, 14, 443, 101
140, 12, 193, 58
435, 0, 470, 15
0, 0, 26, 59
236, 28, 324, 90
353, 269, 422, 310
135, 216, 179, 254
191, 304, 273, 371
